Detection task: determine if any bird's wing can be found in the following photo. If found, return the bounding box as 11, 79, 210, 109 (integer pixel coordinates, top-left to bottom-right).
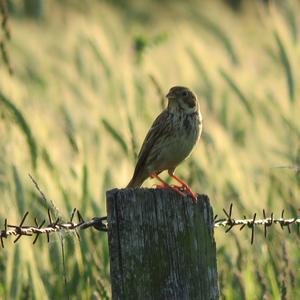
132, 109, 170, 179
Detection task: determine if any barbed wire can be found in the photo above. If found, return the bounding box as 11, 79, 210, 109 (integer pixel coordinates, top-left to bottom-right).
1, 176, 299, 247
214, 203, 300, 244
0, 208, 107, 248
1, 203, 300, 247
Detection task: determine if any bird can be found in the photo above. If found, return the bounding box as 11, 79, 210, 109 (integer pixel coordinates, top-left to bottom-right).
127, 86, 202, 202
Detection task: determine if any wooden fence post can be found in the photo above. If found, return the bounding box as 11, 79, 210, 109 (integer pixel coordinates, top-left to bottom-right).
107, 188, 219, 300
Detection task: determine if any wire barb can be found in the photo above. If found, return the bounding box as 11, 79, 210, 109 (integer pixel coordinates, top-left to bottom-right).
214, 204, 300, 244
0, 209, 108, 248
1, 202, 299, 247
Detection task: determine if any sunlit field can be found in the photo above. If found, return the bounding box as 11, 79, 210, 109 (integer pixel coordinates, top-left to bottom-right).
1, 0, 300, 298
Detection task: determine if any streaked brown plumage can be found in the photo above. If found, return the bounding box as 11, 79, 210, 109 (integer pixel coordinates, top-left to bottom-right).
127, 86, 202, 200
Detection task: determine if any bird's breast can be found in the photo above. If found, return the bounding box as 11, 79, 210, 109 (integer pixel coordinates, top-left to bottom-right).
154, 111, 202, 170
174, 112, 201, 158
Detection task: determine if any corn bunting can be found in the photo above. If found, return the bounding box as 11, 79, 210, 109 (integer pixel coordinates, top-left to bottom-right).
127, 86, 202, 201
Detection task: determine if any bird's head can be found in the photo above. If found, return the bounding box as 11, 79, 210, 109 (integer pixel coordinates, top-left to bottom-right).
166, 86, 198, 113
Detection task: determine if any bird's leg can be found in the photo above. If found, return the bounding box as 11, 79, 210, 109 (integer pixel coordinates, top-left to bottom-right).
170, 174, 198, 202
151, 173, 185, 197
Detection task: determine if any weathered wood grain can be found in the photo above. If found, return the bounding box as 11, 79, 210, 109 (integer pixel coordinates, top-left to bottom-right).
107, 188, 219, 300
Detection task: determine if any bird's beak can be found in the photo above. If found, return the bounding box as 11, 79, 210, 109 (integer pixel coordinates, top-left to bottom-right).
166, 92, 175, 100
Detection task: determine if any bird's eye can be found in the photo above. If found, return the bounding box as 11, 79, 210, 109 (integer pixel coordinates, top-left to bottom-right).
182, 91, 188, 97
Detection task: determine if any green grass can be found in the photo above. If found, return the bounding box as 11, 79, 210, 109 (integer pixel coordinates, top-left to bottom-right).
0, 92, 37, 169
0, 0, 300, 299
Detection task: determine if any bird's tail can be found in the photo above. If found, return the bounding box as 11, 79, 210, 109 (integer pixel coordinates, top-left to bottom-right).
126, 175, 144, 188
126, 178, 142, 188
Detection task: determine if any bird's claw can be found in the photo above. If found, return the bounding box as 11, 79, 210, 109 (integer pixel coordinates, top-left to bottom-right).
151, 175, 197, 201
153, 183, 168, 189
153, 183, 186, 197
171, 184, 198, 203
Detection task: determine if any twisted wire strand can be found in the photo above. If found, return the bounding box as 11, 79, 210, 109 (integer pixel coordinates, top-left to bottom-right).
1, 203, 299, 247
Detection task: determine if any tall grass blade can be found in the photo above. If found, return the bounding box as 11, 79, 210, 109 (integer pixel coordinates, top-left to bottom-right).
186, 47, 214, 111
101, 118, 128, 156
193, 13, 239, 65
281, 115, 300, 139
274, 32, 295, 103
264, 46, 279, 64
148, 74, 165, 110
127, 115, 138, 161
10, 244, 21, 300
0, 152, 5, 189
12, 165, 25, 216
74, 45, 84, 76
41, 148, 55, 172
220, 69, 254, 117
86, 38, 112, 79
134, 77, 146, 114
48, 238, 63, 299
0, 92, 38, 169
61, 107, 79, 154
279, 3, 298, 43
26, 265, 37, 300
80, 164, 89, 216
69, 263, 81, 297
267, 264, 281, 299
219, 92, 228, 128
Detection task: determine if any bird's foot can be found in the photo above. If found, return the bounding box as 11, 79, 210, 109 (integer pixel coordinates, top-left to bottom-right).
151, 173, 185, 197
171, 184, 197, 202
153, 183, 185, 197
170, 175, 198, 203
183, 187, 198, 203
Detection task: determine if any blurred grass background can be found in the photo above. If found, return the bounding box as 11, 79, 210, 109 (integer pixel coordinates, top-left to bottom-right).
0, 0, 300, 298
